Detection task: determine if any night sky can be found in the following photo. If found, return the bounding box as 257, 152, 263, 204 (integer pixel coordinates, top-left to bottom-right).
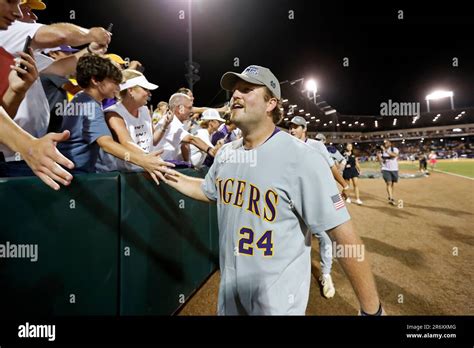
38, 0, 474, 123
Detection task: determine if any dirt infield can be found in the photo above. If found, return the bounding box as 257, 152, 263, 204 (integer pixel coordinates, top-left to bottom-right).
178, 170, 473, 315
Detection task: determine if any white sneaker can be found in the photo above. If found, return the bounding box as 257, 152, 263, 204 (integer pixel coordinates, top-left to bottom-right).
355, 199, 363, 205
345, 197, 352, 203
320, 274, 336, 298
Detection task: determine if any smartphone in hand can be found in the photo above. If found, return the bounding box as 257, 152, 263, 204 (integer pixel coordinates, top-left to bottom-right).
19, 35, 32, 72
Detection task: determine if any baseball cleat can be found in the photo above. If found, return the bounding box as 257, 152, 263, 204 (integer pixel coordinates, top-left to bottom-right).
320, 274, 336, 298
355, 199, 363, 205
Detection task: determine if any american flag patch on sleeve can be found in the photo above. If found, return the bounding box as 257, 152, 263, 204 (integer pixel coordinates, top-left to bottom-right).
331, 193, 345, 210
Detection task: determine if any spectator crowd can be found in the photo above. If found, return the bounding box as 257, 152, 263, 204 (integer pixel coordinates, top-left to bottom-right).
0, 0, 236, 190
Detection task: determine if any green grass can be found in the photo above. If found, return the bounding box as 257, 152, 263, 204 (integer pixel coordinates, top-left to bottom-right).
359, 159, 474, 178
430, 160, 474, 178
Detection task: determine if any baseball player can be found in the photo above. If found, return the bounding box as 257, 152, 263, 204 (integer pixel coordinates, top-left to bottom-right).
164, 65, 383, 315
288, 116, 351, 298
317, 134, 346, 172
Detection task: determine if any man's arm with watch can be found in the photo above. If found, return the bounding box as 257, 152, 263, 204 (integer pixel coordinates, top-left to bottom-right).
182, 134, 217, 157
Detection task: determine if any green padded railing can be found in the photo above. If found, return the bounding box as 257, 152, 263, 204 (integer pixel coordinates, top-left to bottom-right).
0, 169, 219, 317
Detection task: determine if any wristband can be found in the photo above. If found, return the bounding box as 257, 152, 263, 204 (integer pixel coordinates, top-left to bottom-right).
360, 303, 383, 316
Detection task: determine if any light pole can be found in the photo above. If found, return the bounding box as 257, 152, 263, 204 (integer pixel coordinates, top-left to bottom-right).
185, 0, 200, 91
425, 90, 454, 112
305, 79, 318, 104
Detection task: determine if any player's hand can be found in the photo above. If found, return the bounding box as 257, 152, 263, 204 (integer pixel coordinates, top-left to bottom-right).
341, 185, 349, 200
163, 169, 183, 190
21, 131, 75, 191
163, 168, 181, 183
341, 190, 348, 200
138, 150, 175, 186
9, 49, 38, 95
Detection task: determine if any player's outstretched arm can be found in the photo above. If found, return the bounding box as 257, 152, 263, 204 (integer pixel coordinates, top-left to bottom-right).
164, 169, 212, 203
327, 220, 384, 315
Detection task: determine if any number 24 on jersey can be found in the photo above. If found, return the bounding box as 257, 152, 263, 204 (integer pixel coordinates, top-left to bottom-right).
236, 227, 273, 257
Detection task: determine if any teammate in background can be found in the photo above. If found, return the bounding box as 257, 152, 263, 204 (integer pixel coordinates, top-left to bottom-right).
428, 151, 437, 171
289, 119, 348, 192
319, 134, 345, 172
289, 117, 350, 298
343, 143, 363, 205
164, 65, 384, 315
377, 139, 399, 206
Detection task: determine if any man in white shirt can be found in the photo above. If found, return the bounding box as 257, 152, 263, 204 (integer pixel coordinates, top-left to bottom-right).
377, 139, 399, 205
153, 93, 216, 163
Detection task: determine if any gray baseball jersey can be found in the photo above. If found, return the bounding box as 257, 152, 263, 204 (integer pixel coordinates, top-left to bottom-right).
202, 130, 350, 315
329, 149, 345, 164
305, 138, 335, 167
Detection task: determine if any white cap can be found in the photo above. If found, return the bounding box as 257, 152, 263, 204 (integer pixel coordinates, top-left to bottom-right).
201, 109, 226, 122
315, 133, 326, 142
120, 75, 158, 91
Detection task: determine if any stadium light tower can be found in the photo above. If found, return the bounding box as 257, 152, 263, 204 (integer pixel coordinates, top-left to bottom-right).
185, 0, 201, 91
425, 90, 454, 112
305, 79, 318, 104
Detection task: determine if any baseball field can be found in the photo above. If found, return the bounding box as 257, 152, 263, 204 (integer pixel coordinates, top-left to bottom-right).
361, 158, 474, 179
178, 159, 473, 315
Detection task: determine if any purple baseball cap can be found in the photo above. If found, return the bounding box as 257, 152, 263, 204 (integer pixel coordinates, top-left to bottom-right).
43, 45, 79, 54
